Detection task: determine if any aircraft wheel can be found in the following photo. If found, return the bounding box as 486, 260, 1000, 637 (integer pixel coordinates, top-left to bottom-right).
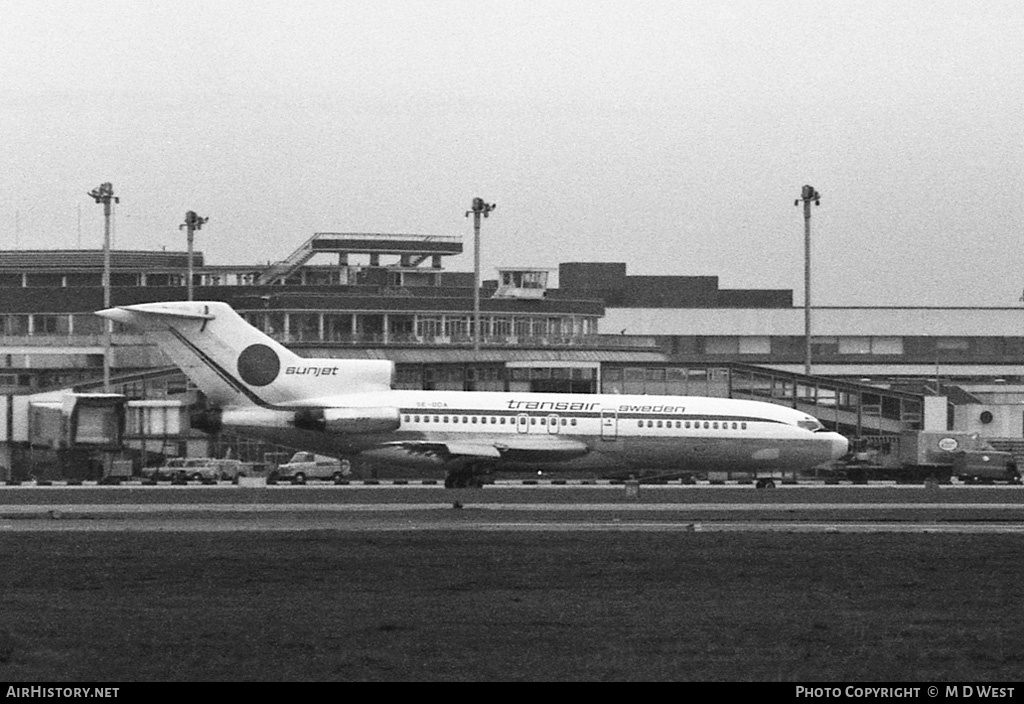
445, 471, 472, 488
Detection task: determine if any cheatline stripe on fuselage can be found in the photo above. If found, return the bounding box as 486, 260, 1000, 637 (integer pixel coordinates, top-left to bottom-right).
169, 327, 293, 411
397, 408, 787, 424
168, 328, 790, 426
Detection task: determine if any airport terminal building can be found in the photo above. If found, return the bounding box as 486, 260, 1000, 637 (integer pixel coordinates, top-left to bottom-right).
2, 232, 1023, 476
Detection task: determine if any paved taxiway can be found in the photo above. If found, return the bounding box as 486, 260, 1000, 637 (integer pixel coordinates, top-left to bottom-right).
1, 482, 1023, 533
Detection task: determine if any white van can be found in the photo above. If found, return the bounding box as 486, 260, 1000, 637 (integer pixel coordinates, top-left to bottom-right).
272, 452, 351, 484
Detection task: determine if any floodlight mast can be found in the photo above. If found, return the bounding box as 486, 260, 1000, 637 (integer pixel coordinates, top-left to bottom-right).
794, 185, 821, 377
179, 211, 209, 301
88, 182, 119, 391
465, 198, 496, 351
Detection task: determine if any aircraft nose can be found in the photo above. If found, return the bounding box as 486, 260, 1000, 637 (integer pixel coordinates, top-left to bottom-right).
828, 433, 850, 460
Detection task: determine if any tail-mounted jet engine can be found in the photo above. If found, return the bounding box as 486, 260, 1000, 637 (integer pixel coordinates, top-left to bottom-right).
189, 406, 401, 435
294, 407, 401, 434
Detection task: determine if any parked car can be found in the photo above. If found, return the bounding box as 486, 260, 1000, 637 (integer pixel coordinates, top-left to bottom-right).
142, 458, 248, 481
141, 458, 190, 481
183, 458, 249, 481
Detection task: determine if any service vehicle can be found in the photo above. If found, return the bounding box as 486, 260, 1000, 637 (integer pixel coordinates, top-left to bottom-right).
272, 452, 351, 484
844, 431, 1020, 483
950, 448, 1020, 484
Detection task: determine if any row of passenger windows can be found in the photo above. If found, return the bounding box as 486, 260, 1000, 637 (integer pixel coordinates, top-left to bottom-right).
401, 414, 749, 431
403, 414, 579, 427
639, 420, 748, 430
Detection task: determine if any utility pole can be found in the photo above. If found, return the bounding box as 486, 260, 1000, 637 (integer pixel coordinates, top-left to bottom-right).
88, 182, 119, 391
465, 197, 496, 351
794, 185, 821, 377
179, 211, 208, 301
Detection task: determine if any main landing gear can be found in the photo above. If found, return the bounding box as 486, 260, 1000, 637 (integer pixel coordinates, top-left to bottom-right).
444, 461, 488, 489
444, 471, 484, 489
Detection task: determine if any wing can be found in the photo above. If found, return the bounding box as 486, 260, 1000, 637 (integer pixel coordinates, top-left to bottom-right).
381, 435, 590, 463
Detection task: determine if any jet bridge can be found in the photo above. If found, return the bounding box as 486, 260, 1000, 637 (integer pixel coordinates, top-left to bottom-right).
726, 363, 933, 437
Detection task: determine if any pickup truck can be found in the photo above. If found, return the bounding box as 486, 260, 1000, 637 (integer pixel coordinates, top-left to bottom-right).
272, 452, 351, 484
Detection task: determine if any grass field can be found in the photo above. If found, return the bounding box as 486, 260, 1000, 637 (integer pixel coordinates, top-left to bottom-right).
0, 531, 1022, 681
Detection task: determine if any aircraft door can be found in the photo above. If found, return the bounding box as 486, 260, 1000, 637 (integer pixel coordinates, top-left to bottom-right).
547, 414, 560, 434
600, 408, 618, 441
516, 413, 530, 434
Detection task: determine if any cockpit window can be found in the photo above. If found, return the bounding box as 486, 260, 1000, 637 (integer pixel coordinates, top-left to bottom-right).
797, 418, 824, 432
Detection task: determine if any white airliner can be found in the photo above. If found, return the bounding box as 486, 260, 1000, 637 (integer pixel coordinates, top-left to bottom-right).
98, 301, 848, 487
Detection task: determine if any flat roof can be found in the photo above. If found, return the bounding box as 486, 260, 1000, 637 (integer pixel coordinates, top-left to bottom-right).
311, 233, 462, 256
0, 250, 200, 270
308, 349, 670, 364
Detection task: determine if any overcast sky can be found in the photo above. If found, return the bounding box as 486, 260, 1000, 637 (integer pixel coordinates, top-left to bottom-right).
3, 1, 1023, 306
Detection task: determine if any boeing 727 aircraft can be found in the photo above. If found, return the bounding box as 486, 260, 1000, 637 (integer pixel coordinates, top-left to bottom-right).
98, 301, 848, 487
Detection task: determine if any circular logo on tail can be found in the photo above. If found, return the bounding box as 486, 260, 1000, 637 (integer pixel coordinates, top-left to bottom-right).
237, 344, 280, 386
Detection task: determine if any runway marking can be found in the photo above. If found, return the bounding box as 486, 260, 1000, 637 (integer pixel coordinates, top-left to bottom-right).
474, 522, 1024, 533
5, 481, 1021, 489
1, 519, 1024, 534
2, 502, 1024, 514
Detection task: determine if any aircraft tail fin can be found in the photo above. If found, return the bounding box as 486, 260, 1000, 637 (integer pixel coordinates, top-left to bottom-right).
96, 301, 392, 408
